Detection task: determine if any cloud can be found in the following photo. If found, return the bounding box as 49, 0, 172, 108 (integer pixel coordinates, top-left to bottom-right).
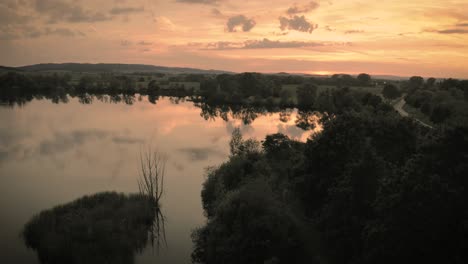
425, 27, 468, 34
35, 0, 111, 23
121, 40, 132, 46
437, 29, 468, 34
111, 136, 144, 144
211, 8, 223, 16
0, 3, 31, 25
154, 16, 177, 31
201, 38, 325, 50
176, 0, 221, 4
279, 15, 317, 33
344, 29, 364, 34
109, 6, 145, 15
227, 15, 256, 32
456, 23, 468, 27
0, 151, 7, 162
1, 25, 86, 40
39, 130, 110, 155
137, 41, 153, 46
177, 147, 226, 161
287, 1, 319, 15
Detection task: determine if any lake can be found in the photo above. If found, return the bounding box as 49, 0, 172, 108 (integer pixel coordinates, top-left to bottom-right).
0, 95, 321, 263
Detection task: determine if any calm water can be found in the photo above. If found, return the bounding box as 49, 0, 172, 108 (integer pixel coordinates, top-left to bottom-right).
0, 96, 320, 263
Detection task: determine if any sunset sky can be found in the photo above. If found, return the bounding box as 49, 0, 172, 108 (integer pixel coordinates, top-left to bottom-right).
1, 0, 468, 77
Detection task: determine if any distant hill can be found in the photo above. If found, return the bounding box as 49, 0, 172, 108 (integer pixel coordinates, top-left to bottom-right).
9, 63, 232, 75
0, 63, 418, 80
0, 65, 22, 72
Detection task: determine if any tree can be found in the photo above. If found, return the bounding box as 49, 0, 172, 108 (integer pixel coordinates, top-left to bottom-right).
426, 77, 436, 88
357, 73, 372, 86
382, 84, 401, 99
409, 76, 424, 88
296, 83, 318, 108
192, 180, 309, 264
430, 103, 452, 123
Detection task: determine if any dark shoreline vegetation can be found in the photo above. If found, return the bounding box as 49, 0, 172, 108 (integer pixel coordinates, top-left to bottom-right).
21, 147, 167, 264
1, 70, 467, 126
2, 69, 468, 263
192, 117, 468, 264
22, 192, 160, 264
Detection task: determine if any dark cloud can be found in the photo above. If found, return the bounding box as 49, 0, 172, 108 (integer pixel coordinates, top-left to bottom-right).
227, 15, 256, 32
111, 136, 144, 144
344, 29, 364, 34
456, 23, 468, 27
0, 151, 7, 162
203, 38, 323, 50
211, 8, 223, 16
172, 161, 185, 171
324, 25, 334, 31
244, 38, 322, 49
287, 1, 319, 15
279, 15, 317, 33
0, 3, 31, 25
1, 25, 86, 40
46, 27, 85, 37
39, 130, 110, 155
176, 0, 221, 4
121, 40, 132, 46
38, 129, 142, 156
177, 147, 226, 161
437, 29, 468, 34
109, 6, 144, 15
137, 41, 153, 46
425, 27, 468, 34
35, 0, 111, 23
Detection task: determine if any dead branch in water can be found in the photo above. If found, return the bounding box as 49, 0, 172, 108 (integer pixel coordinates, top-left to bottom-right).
138, 146, 167, 206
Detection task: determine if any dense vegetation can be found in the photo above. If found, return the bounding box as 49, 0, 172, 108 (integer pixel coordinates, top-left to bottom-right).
0, 71, 381, 108
22, 192, 158, 264
2, 69, 468, 263
404, 77, 468, 125
192, 104, 468, 263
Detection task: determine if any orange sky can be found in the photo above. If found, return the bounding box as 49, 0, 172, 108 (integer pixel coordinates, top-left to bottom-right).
1, 0, 468, 78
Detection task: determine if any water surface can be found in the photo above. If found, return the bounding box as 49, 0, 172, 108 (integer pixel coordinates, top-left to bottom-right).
0, 96, 320, 263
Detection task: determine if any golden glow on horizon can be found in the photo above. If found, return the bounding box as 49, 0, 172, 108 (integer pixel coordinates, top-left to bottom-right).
0, 0, 468, 77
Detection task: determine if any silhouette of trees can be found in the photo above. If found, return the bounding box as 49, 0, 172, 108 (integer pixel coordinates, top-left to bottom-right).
357, 73, 372, 86
296, 83, 317, 108
22, 192, 161, 264
193, 105, 468, 264
382, 84, 401, 99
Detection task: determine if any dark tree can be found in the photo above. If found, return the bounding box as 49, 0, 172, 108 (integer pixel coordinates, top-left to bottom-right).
382, 84, 401, 99
409, 76, 424, 88
357, 73, 372, 86
296, 83, 318, 108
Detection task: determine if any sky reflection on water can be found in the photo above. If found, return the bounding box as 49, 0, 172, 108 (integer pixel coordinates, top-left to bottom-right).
0, 96, 321, 263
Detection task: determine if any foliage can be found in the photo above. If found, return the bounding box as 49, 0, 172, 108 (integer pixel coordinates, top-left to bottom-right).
357, 73, 372, 86
382, 84, 401, 99
22, 192, 157, 264
193, 106, 468, 264
405, 77, 468, 126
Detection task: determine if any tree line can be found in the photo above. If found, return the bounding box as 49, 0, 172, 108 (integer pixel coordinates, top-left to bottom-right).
192, 106, 468, 264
